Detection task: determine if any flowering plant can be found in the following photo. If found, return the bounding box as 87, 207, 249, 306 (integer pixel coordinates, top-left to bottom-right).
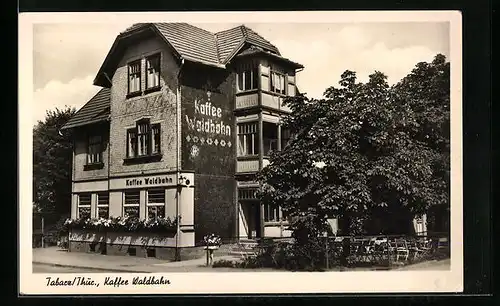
203, 234, 222, 247
60, 215, 178, 235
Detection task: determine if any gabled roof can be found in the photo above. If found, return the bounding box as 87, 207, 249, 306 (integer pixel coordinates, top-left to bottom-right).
60, 87, 110, 130
94, 23, 300, 87
215, 25, 280, 63
235, 45, 303, 69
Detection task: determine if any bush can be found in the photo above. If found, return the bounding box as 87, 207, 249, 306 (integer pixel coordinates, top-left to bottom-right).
212, 259, 237, 268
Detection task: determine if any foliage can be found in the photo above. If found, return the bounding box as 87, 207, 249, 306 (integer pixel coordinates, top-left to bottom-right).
203, 234, 222, 246
212, 259, 237, 268
256, 54, 450, 240
233, 236, 450, 271
60, 215, 178, 235
33, 107, 76, 215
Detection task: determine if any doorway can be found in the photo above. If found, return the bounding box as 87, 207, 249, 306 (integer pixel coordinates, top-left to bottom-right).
248, 202, 261, 239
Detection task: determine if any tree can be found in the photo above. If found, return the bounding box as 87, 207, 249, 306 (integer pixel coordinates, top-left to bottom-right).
391, 54, 450, 233
33, 107, 76, 218
256, 54, 450, 242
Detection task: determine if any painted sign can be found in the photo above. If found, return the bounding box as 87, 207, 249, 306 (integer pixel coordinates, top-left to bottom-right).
180, 69, 235, 176
109, 174, 177, 190
185, 93, 232, 137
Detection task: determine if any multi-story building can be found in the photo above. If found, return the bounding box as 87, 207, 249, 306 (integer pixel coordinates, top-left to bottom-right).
61, 23, 304, 258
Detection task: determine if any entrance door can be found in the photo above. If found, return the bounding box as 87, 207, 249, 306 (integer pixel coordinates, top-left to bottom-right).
249, 202, 261, 239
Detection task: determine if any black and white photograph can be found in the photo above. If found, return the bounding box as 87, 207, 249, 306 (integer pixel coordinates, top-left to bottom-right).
19, 11, 463, 294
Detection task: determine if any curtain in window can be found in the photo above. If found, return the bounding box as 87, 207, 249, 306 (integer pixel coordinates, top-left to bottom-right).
146, 56, 160, 88
151, 125, 160, 154
137, 123, 149, 156
128, 62, 141, 93
128, 130, 137, 158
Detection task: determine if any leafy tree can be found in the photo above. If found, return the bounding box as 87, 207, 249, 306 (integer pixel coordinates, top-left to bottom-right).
257, 54, 450, 242
391, 54, 450, 233
33, 107, 76, 218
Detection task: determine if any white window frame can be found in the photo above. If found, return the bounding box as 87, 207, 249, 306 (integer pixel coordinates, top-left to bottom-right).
77, 193, 91, 219
237, 67, 259, 92
270, 71, 286, 95
146, 188, 165, 218
145, 53, 161, 89
237, 122, 258, 156
123, 190, 140, 218
128, 60, 141, 94
96, 192, 109, 219
264, 203, 281, 223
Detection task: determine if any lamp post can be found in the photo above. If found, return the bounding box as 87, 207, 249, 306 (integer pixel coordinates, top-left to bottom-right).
175, 175, 189, 261
175, 175, 184, 261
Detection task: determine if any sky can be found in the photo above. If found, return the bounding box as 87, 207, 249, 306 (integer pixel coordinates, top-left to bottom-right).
32, 21, 449, 126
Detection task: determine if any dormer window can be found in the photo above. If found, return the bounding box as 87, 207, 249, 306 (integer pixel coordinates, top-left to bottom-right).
145, 54, 161, 92
128, 60, 141, 96
237, 67, 259, 92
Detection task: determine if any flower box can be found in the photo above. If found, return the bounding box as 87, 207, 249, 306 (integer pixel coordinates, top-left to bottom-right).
107, 231, 177, 248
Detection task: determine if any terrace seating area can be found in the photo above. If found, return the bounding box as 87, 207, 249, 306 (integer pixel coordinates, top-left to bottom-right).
231, 234, 450, 268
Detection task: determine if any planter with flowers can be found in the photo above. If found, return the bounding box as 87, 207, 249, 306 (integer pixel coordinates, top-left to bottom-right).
203, 234, 222, 266
62, 215, 179, 249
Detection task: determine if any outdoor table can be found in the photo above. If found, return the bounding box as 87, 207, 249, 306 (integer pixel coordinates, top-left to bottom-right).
204, 245, 218, 266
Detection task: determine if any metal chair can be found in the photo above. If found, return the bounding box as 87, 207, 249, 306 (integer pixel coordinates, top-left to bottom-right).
395, 238, 410, 261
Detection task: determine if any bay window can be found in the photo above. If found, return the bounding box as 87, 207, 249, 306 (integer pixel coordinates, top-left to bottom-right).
237, 67, 259, 92
263, 122, 278, 156
237, 122, 259, 156
271, 71, 286, 95
281, 127, 292, 150
264, 203, 280, 223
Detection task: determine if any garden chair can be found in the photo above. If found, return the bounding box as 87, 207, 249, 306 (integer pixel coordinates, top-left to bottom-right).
395, 238, 410, 262
230, 241, 258, 261
407, 239, 426, 260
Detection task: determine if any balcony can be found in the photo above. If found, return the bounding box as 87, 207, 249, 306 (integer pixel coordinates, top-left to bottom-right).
235, 91, 258, 109
236, 158, 260, 173
261, 92, 292, 113
236, 157, 271, 174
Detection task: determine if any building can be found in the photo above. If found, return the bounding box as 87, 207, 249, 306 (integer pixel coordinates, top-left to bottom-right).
60, 23, 304, 258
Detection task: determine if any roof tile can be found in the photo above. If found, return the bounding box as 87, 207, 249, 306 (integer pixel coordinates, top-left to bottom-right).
61, 88, 110, 130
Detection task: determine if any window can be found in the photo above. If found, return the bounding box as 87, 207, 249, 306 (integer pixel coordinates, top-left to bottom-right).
264, 203, 280, 222
146, 54, 161, 90
127, 129, 137, 158
123, 190, 140, 218
87, 135, 103, 164
237, 123, 259, 156
127, 119, 161, 159
147, 188, 165, 218
151, 124, 161, 154
271, 72, 286, 95
128, 60, 141, 94
237, 68, 259, 91
97, 192, 109, 219
137, 122, 149, 156
78, 193, 91, 219
281, 127, 292, 150
263, 122, 278, 156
